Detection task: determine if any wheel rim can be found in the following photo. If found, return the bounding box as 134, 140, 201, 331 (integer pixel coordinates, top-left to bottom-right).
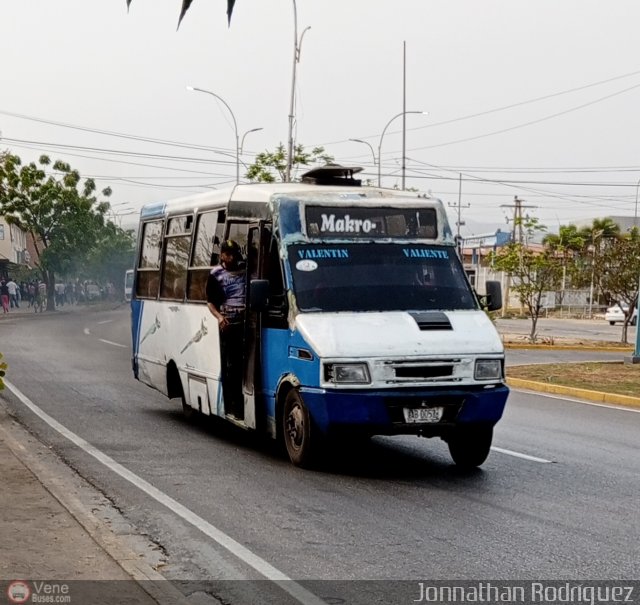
286, 403, 305, 451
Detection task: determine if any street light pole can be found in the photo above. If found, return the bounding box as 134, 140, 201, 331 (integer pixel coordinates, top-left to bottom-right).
285, 0, 310, 183
378, 110, 426, 188
634, 176, 640, 227
240, 128, 263, 155
186, 85, 240, 184
349, 138, 377, 168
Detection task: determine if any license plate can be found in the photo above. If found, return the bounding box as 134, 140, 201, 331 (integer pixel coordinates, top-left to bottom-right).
403, 406, 444, 423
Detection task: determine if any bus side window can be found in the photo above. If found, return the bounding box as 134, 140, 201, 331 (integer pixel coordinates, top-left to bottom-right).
136, 220, 163, 299
160, 215, 192, 300
187, 210, 222, 302
225, 222, 249, 258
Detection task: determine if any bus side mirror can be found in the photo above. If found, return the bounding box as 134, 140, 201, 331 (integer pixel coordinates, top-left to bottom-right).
482, 280, 502, 311
249, 279, 270, 312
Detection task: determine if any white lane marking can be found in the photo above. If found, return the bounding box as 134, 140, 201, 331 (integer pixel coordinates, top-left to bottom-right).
491, 446, 553, 463
4, 380, 325, 605
83, 326, 127, 349
98, 339, 127, 349
97, 319, 114, 325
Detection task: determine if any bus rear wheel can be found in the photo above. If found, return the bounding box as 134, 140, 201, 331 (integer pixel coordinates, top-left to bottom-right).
282, 390, 319, 468
447, 425, 493, 469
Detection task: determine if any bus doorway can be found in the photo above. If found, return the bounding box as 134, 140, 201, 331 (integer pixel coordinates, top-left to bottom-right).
221, 220, 268, 429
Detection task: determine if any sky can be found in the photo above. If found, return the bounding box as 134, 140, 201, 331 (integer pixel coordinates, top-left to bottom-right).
2, 1, 640, 236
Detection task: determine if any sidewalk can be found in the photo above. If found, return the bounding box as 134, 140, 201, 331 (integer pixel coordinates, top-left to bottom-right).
0, 300, 121, 318
0, 407, 192, 604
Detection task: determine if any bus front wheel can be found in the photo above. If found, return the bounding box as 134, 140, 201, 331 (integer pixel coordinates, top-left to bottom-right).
447, 425, 493, 469
282, 390, 319, 468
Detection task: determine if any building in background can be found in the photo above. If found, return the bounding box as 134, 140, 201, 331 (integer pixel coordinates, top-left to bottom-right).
0, 216, 32, 278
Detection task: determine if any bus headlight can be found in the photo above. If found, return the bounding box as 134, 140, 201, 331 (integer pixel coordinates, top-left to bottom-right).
324, 363, 371, 384
474, 359, 503, 381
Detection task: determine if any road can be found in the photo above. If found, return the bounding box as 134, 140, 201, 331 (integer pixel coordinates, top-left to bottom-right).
496, 316, 636, 343
0, 308, 638, 603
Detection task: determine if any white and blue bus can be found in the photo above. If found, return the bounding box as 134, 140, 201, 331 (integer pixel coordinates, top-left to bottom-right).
131, 166, 508, 468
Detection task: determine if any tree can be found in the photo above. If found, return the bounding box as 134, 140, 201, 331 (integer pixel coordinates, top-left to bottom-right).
0, 153, 111, 311
126, 0, 237, 29
542, 224, 586, 303
491, 217, 562, 342
81, 223, 136, 298
578, 218, 621, 308
245, 143, 333, 183
594, 228, 640, 344
0, 353, 6, 391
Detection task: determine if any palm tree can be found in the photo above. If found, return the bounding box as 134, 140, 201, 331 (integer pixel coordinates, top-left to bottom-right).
126, 0, 237, 28
542, 224, 586, 302
578, 218, 621, 314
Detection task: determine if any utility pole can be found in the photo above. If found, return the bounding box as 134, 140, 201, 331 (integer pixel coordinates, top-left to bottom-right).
499, 196, 537, 315
501, 196, 536, 245
448, 174, 471, 240
401, 41, 407, 190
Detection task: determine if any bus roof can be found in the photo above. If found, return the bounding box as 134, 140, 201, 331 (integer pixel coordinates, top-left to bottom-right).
140, 182, 443, 219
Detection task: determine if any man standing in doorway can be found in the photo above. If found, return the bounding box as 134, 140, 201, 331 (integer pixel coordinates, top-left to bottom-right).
206, 240, 246, 419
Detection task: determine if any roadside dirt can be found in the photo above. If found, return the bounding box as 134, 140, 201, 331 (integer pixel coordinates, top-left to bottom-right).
507, 361, 640, 397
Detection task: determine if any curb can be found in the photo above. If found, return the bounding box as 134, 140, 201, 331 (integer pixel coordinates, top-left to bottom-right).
0, 412, 194, 605
506, 377, 640, 409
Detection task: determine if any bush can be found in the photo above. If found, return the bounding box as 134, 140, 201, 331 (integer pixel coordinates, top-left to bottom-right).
0, 353, 6, 390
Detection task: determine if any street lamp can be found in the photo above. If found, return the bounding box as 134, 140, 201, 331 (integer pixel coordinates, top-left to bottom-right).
349, 138, 377, 168
378, 110, 427, 188
240, 127, 263, 155
186, 85, 240, 184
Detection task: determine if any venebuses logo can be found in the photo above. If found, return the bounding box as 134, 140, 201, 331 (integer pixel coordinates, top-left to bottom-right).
7, 581, 31, 604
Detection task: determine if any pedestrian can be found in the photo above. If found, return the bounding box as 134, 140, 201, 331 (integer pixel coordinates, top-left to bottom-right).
27, 282, 36, 308
55, 282, 65, 307
34, 280, 47, 313
6, 278, 19, 308
0, 280, 9, 313
206, 239, 246, 419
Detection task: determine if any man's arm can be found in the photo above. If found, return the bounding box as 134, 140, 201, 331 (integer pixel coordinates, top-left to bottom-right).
206, 270, 229, 329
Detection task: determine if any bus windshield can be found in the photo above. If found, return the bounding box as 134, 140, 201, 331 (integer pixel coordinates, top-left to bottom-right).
288, 243, 477, 313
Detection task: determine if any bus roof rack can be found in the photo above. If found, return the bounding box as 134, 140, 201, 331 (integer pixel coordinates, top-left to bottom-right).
301, 163, 364, 186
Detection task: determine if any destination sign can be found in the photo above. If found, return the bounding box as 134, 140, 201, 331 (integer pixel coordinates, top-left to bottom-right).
305, 206, 437, 239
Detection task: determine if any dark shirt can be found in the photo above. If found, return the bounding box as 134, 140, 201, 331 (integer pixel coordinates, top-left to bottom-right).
0, 283, 9, 296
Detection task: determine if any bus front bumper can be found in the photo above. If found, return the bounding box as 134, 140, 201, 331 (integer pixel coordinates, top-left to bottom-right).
298, 384, 509, 437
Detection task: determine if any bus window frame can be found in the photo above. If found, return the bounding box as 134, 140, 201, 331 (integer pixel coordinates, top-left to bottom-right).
135, 218, 165, 300
186, 208, 226, 303
159, 212, 194, 302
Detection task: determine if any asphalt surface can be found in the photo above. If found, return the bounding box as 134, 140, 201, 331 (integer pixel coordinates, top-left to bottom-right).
1, 308, 638, 603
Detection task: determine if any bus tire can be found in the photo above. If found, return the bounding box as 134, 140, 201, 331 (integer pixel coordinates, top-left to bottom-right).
447, 425, 493, 469
181, 390, 196, 421
168, 364, 194, 421
282, 389, 319, 468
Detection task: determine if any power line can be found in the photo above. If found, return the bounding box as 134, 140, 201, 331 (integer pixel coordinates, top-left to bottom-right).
1, 137, 238, 166
407, 81, 640, 152
324, 66, 640, 146
0, 108, 231, 154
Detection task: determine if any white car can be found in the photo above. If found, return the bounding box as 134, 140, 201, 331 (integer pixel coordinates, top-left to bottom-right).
605, 303, 637, 326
